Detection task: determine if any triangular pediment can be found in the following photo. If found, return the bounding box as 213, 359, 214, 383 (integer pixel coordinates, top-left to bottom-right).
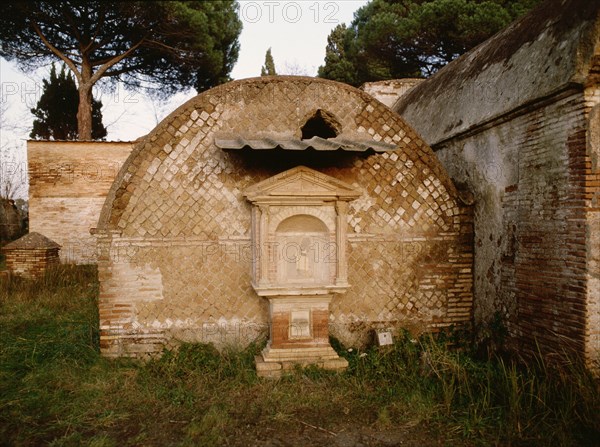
244, 166, 360, 202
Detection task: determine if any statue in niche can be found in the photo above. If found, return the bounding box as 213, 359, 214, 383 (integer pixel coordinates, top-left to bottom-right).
284, 235, 318, 283
276, 215, 328, 285
296, 237, 312, 278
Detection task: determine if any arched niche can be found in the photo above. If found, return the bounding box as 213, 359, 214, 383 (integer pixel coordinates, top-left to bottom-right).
243, 165, 360, 296
275, 214, 330, 286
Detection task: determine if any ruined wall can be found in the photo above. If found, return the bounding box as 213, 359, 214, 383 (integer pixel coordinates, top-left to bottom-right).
431, 89, 595, 360
28, 141, 133, 263
360, 79, 423, 108
584, 59, 600, 368
0, 199, 25, 244
96, 76, 473, 357
394, 0, 600, 368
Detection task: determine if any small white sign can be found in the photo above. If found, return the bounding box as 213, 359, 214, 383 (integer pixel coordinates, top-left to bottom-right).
377, 331, 393, 346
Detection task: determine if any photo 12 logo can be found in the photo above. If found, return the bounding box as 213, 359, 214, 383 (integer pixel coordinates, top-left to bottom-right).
1, 80, 139, 106
239, 1, 340, 24
1, 81, 42, 107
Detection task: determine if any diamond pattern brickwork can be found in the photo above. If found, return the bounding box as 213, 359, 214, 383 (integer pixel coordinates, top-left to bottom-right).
96, 77, 473, 357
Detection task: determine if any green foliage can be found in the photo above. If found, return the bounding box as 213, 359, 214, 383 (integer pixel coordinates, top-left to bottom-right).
30, 64, 106, 140
0, 1, 242, 138
318, 0, 542, 86
1, 268, 598, 446
260, 47, 277, 76
0, 1, 242, 93
318, 24, 359, 85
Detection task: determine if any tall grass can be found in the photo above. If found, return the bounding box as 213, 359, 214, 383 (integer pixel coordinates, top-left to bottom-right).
0, 266, 598, 446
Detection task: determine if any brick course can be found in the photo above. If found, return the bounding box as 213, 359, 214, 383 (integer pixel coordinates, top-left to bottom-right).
2, 232, 61, 279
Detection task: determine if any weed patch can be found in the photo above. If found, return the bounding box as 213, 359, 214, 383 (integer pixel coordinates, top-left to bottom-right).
0, 266, 598, 446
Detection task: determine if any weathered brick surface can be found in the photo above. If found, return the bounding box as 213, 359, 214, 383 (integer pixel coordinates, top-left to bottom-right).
28, 141, 133, 263
96, 77, 473, 357
430, 92, 594, 360
584, 66, 600, 368
394, 0, 599, 371
3, 248, 60, 279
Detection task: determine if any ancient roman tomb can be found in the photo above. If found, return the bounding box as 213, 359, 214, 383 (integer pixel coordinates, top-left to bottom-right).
95, 76, 473, 374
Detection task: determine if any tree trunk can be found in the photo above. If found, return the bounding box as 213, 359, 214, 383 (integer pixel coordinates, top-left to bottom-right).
77, 83, 93, 140
77, 61, 93, 140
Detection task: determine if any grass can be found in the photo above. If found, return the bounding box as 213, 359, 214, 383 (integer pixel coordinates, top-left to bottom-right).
0, 265, 598, 446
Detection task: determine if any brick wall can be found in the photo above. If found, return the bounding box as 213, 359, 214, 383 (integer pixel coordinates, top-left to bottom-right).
96, 77, 474, 357
432, 90, 593, 360
393, 0, 600, 370
28, 141, 133, 263
4, 247, 60, 279
584, 61, 600, 368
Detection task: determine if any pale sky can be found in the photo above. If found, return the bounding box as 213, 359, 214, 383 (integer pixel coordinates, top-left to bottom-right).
232, 1, 367, 79
0, 1, 368, 198
1, 1, 368, 140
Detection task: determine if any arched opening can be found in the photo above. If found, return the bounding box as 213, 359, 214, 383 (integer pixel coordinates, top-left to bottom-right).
301, 109, 340, 140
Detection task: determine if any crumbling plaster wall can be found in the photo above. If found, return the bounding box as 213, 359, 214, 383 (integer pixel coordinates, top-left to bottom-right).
432, 90, 593, 358
395, 0, 600, 367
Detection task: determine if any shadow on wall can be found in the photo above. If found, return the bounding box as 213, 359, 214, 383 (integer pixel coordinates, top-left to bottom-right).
229, 148, 368, 175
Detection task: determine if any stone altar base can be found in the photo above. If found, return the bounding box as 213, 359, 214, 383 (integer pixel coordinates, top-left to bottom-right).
255, 345, 348, 378
254, 295, 349, 378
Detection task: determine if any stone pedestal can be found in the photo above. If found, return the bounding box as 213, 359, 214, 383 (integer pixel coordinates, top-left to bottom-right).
255, 295, 348, 377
